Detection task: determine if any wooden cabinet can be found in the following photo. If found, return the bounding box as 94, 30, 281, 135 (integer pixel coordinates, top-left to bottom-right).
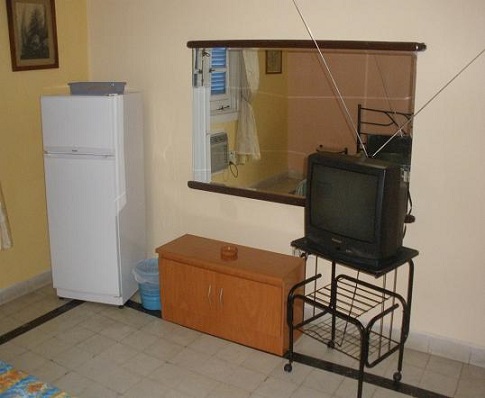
156, 234, 305, 356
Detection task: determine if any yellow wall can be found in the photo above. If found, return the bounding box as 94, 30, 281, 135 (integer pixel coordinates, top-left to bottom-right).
0, 0, 89, 289
212, 50, 289, 188
86, 0, 485, 351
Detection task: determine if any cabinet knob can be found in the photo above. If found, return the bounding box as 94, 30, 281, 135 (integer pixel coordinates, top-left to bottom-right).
219, 287, 224, 305
207, 284, 212, 308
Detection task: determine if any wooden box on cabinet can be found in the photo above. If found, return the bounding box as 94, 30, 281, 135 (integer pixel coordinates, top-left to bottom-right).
156, 234, 305, 356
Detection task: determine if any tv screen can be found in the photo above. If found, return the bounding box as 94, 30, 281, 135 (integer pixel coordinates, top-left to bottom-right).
305, 152, 407, 265
311, 166, 378, 242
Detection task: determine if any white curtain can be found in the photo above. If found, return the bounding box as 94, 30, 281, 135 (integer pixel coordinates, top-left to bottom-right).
0, 183, 12, 250
236, 49, 260, 161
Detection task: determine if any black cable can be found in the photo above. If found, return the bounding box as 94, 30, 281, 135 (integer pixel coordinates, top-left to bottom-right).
405, 188, 416, 224
229, 161, 238, 178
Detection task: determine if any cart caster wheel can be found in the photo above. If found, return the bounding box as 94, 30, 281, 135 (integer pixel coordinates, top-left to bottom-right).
284, 363, 293, 373
118, 305, 124, 309
327, 341, 335, 349
393, 371, 402, 382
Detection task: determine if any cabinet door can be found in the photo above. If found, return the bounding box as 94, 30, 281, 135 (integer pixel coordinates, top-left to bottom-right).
216, 273, 283, 353
161, 258, 286, 354
161, 259, 218, 332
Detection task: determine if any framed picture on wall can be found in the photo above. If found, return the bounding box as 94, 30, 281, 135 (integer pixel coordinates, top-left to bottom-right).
6, 0, 59, 71
265, 50, 282, 74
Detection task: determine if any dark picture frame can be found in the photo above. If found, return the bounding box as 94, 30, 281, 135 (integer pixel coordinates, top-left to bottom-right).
265, 50, 282, 74
6, 0, 59, 71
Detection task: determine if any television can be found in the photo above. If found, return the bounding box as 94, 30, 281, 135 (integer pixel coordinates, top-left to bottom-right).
305, 152, 407, 265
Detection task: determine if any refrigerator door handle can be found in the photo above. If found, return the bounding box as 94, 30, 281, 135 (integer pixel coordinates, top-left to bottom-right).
44, 146, 114, 156
44, 151, 113, 158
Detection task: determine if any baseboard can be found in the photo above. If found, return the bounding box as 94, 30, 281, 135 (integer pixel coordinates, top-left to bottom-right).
406, 329, 485, 369
0, 271, 52, 306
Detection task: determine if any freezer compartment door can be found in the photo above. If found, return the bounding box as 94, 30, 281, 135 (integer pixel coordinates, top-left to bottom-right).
45, 155, 121, 297
41, 95, 120, 154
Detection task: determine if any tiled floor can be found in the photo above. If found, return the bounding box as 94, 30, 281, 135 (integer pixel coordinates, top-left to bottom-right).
1, 285, 484, 398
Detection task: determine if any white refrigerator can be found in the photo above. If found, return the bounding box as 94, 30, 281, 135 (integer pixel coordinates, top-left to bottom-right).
41, 93, 146, 306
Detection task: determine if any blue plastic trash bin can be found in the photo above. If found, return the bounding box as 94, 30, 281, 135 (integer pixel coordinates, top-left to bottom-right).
133, 258, 161, 310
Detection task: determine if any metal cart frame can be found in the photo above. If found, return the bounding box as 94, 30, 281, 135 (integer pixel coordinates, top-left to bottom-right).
285, 238, 418, 398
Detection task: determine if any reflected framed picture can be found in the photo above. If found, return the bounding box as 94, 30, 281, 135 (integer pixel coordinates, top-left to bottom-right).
6, 0, 59, 71
265, 50, 282, 74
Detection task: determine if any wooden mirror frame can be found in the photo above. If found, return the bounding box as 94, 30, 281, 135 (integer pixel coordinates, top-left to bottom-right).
187, 40, 426, 206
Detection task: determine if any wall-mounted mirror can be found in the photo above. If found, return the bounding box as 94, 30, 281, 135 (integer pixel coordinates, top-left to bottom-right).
189, 40, 426, 206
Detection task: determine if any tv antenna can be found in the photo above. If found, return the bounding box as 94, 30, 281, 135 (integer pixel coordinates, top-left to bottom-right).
291, 0, 485, 158
291, 0, 368, 157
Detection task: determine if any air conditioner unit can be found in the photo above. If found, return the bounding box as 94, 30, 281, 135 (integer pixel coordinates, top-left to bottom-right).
210, 132, 228, 173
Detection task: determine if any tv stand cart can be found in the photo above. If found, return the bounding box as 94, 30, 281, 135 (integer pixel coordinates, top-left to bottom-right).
285, 237, 418, 398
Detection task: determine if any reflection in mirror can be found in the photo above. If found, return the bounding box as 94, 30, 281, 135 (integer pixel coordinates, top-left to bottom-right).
191, 43, 421, 203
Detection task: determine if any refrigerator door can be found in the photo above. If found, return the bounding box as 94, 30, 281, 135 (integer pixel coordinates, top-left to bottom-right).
41, 95, 118, 155
44, 154, 121, 297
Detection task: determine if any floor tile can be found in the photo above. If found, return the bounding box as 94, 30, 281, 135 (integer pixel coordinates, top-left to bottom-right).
52, 345, 95, 370
54, 370, 97, 396
0, 340, 28, 361
76, 355, 142, 393
102, 305, 154, 329
122, 378, 170, 398
174, 368, 220, 397
8, 349, 49, 373
454, 375, 485, 398
240, 349, 283, 375
120, 328, 160, 351
206, 382, 251, 398
252, 375, 299, 398
333, 376, 376, 398
0, 316, 22, 334
419, 369, 459, 397
31, 359, 70, 383
75, 333, 117, 356
224, 365, 266, 392
214, 340, 254, 366
195, 354, 237, 383
373, 386, 412, 397
55, 324, 95, 345
271, 360, 313, 385
30, 335, 74, 359
290, 384, 332, 398
98, 321, 138, 341
302, 367, 345, 394
2, 286, 485, 398
77, 382, 119, 398
148, 362, 192, 389
96, 341, 139, 364
426, 354, 463, 378
80, 312, 119, 333
143, 337, 185, 362
162, 323, 201, 347
121, 351, 164, 377
188, 332, 230, 356
170, 346, 213, 373
9, 327, 53, 350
